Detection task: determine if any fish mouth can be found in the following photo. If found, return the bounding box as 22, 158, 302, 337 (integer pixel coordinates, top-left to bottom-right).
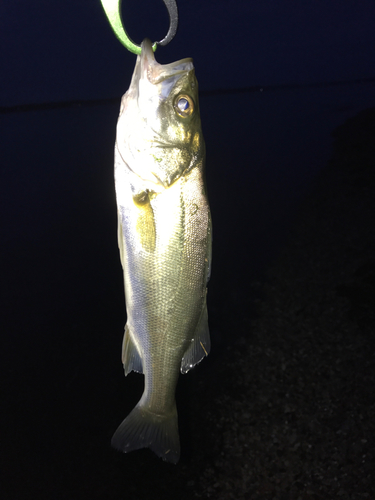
140, 38, 193, 84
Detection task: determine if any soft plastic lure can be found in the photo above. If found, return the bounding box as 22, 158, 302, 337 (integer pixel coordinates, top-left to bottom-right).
100, 0, 178, 54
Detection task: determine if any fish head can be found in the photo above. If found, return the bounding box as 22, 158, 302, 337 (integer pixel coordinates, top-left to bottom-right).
116, 38, 205, 190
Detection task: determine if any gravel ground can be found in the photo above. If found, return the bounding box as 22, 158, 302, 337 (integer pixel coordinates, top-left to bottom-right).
186, 107, 375, 499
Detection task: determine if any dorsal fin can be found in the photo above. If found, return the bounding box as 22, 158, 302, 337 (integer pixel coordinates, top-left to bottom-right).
180, 301, 210, 374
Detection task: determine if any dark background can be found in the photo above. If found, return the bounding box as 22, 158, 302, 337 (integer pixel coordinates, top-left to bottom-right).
1, 1, 375, 498
1, 0, 375, 104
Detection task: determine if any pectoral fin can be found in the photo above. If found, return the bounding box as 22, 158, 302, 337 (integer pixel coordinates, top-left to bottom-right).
133, 191, 156, 252
122, 324, 143, 375
180, 301, 210, 374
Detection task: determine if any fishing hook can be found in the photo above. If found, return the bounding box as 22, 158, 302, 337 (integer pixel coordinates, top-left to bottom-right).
100, 0, 178, 55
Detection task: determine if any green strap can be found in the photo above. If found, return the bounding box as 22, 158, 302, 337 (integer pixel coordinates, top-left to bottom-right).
100, 0, 157, 54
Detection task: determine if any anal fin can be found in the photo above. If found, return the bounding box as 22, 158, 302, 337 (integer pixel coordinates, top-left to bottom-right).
122, 324, 143, 375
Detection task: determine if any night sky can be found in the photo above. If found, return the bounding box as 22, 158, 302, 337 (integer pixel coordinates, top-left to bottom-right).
1, 1, 375, 498
1, 0, 375, 106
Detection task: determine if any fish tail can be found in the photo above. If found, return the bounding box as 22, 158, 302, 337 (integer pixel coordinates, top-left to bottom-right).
111, 403, 180, 464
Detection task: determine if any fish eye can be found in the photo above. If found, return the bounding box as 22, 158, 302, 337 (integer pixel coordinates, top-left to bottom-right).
174, 94, 194, 118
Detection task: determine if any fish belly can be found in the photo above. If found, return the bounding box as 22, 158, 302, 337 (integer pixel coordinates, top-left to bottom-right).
112, 159, 210, 463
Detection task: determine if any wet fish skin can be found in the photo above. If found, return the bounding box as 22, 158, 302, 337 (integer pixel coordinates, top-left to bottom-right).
112, 39, 211, 463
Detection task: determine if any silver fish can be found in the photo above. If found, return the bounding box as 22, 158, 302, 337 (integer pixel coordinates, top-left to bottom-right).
112, 38, 212, 463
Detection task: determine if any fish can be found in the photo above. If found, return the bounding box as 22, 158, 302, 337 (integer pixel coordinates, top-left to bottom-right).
111, 38, 212, 464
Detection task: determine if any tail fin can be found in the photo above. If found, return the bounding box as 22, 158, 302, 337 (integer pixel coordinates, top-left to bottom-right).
111, 404, 180, 464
